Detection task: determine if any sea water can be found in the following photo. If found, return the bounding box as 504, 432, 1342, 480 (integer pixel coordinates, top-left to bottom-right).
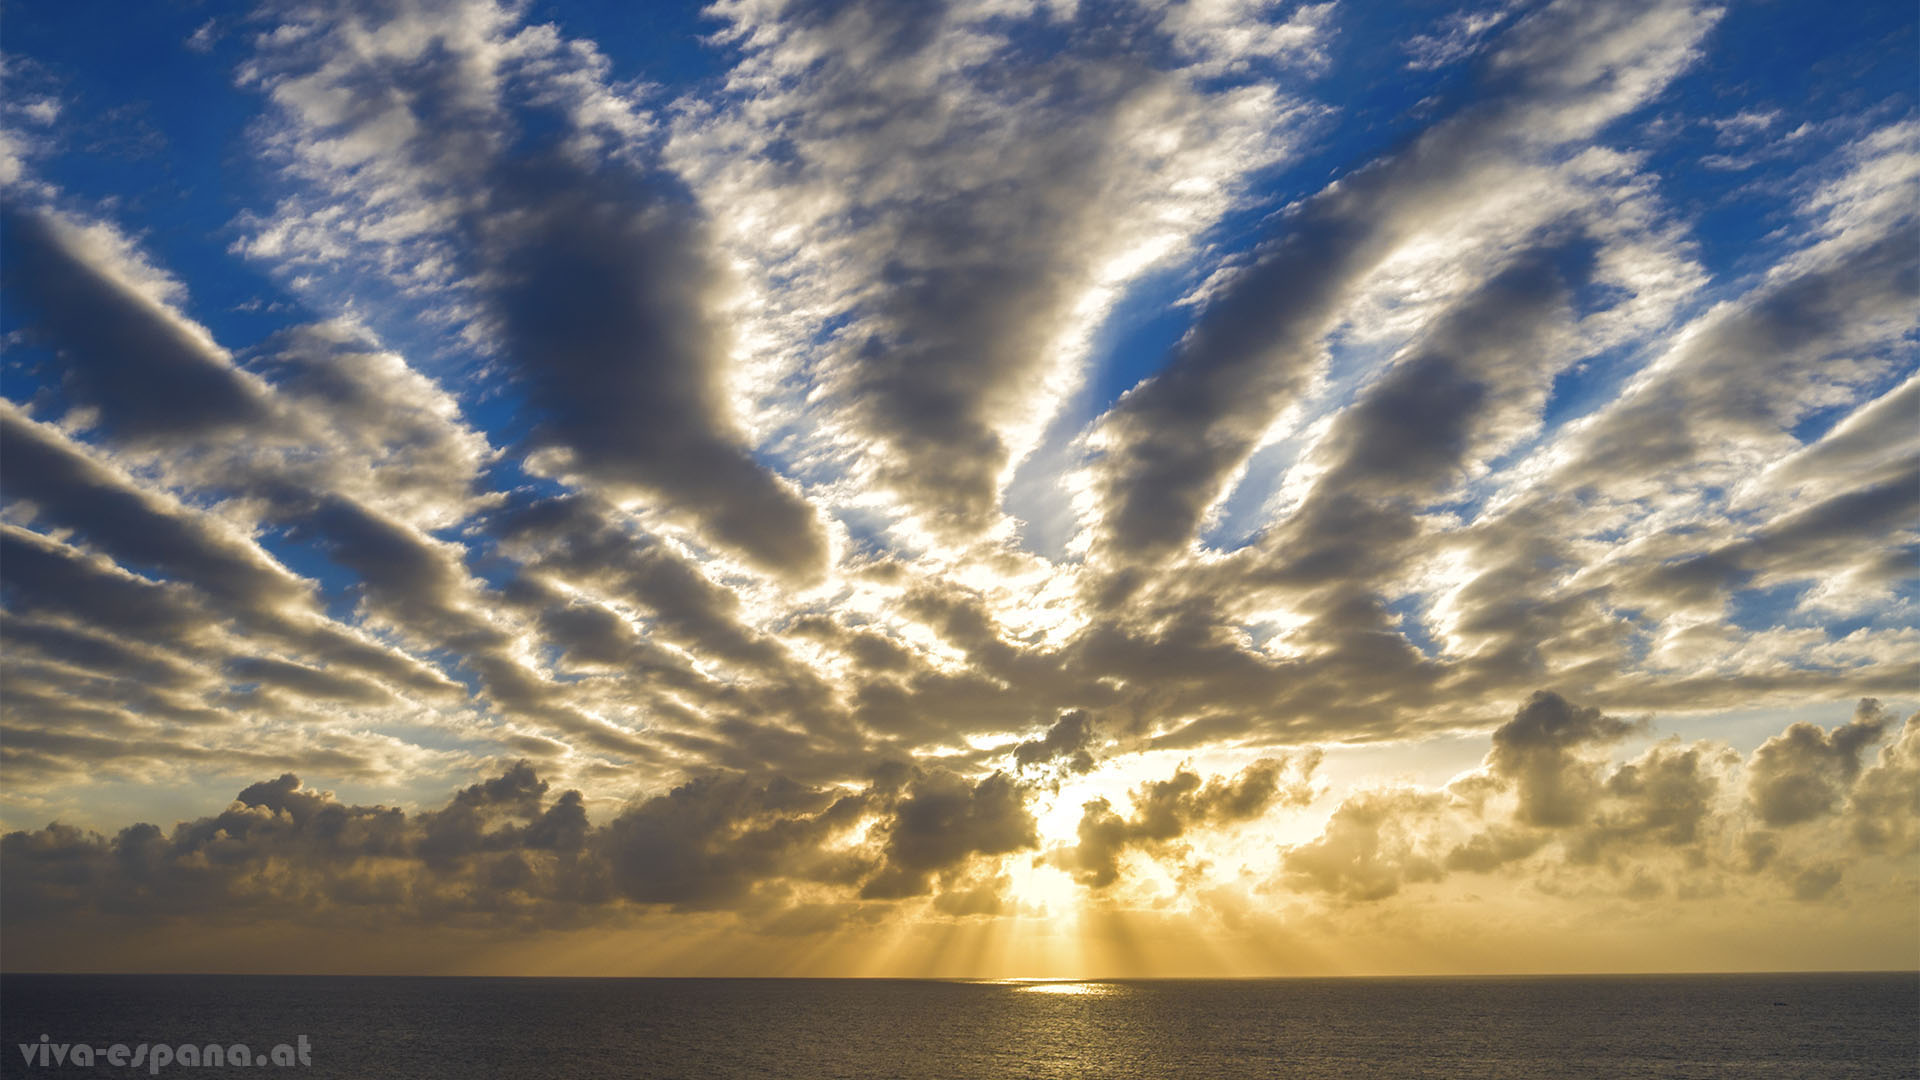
3, 972, 1914, 1078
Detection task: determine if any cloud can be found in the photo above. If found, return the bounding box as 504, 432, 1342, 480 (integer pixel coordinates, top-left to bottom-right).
1404, 5, 1513, 71
597, 771, 865, 909
1081, 0, 1720, 567
1013, 709, 1100, 775
1052, 755, 1317, 887
1547, 231, 1918, 499
1847, 712, 1920, 853
1752, 372, 1918, 497
481, 163, 829, 579
4, 693, 1915, 957
237, 0, 829, 579
1280, 788, 1449, 901
674, 0, 1321, 539
1550, 739, 1730, 867
0, 402, 310, 622
1746, 699, 1888, 827
1, 0, 1914, 973
1279, 695, 1915, 907
2, 0, 1888, 796
1486, 690, 1644, 827
0, 525, 213, 645
0, 762, 1041, 928
862, 769, 1037, 899
0, 206, 271, 442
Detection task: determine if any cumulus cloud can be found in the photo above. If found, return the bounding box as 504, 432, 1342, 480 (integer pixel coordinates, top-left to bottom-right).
1281, 787, 1449, 901
1847, 712, 1920, 854
1485, 690, 1644, 827
1052, 755, 1317, 887
1279, 695, 1912, 907
0, 762, 1042, 929
862, 769, 1037, 899
3, 692, 1914, 960
1746, 699, 1888, 827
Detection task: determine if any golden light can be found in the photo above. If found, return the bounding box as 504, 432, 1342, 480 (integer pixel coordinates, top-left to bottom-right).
1005, 979, 1115, 996
1003, 858, 1081, 916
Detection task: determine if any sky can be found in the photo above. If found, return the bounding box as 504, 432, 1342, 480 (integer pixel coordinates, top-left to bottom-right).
0, 0, 1914, 979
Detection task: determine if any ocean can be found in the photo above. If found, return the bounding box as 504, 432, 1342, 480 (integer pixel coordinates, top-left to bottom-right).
2, 972, 1913, 1078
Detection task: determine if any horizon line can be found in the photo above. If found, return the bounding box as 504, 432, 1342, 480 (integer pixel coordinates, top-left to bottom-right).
5, 969, 1915, 981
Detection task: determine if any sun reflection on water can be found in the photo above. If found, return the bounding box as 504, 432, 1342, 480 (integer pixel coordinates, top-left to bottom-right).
1003, 980, 1115, 996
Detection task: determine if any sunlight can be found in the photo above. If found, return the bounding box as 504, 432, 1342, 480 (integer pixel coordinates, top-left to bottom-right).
1005, 979, 1114, 996
1032, 796, 1089, 849
1003, 858, 1081, 917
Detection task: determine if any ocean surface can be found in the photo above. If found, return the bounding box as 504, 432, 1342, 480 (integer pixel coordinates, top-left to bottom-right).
2, 972, 1914, 1078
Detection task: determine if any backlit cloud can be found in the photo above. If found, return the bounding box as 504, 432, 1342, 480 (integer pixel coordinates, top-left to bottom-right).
0, 0, 1913, 976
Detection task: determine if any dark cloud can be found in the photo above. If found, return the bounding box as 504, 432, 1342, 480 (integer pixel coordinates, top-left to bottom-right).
482, 164, 828, 579
1630, 466, 1920, 613
0, 207, 270, 441
1846, 712, 1920, 853
1485, 690, 1644, 827
1280, 696, 1909, 906
490, 493, 792, 674
1, 618, 206, 693
0, 525, 210, 643
1759, 372, 1919, 493
4, 694, 1914, 939
1087, 208, 1378, 562
269, 0, 827, 578
1177, 251, 1578, 695
788, 615, 916, 674
0, 406, 310, 617
0, 407, 466, 711
0, 761, 1058, 931
1566, 741, 1723, 862
0, 0, 1911, 967
280, 495, 473, 640
1553, 232, 1920, 493
223, 656, 393, 705
246, 322, 495, 517
1, 765, 849, 927
1444, 826, 1547, 874
600, 772, 868, 910
1746, 699, 1888, 827
861, 770, 1037, 899
1013, 710, 1100, 775
2, 772, 417, 923
257, 492, 660, 760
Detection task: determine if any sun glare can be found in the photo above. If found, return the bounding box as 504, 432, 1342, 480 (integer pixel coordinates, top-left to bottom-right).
1006, 980, 1113, 996
1003, 858, 1081, 917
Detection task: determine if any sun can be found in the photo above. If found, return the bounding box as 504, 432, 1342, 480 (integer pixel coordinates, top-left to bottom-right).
1003, 857, 1082, 917
1002, 772, 1117, 916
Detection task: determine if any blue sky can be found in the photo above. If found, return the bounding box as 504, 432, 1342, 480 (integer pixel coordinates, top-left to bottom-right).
1, 0, 1915, 976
